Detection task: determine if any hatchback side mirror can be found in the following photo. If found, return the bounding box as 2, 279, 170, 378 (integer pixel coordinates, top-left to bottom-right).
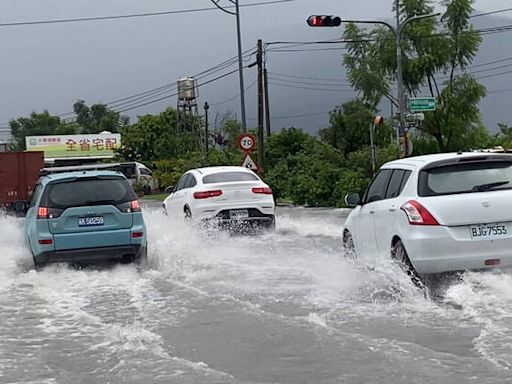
165, 186, 175, 194
345, 193, 362, 208
13, 200, 29, 217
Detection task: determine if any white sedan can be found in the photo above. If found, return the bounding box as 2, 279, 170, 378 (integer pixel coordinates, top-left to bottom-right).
343, 152, 512, 276
163, 166, 275, 230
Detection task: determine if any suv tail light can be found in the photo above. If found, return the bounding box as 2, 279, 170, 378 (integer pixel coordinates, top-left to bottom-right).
116, 200, 141, 213
36, 206, 65, 219
401, 200, 439, 226
130, 200, 141, 212
37, 207, 49, 219
252, 187, 273, 195
193, 190, 223, 199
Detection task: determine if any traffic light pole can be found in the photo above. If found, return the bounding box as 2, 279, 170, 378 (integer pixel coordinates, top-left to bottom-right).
307, 1, 438, 157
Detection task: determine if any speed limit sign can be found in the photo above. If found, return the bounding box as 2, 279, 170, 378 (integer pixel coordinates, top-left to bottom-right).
238, 134, 256, 152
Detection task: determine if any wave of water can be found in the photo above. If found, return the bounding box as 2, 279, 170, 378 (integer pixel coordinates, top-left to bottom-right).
1, 209, 512, 381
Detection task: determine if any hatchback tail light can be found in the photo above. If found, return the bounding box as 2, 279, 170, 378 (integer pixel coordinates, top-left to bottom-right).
252, 187, 273, 195
401, 200, 439, 226
193, 190, 223, 199
38, 239, 53, 245
132, 231, 144, 238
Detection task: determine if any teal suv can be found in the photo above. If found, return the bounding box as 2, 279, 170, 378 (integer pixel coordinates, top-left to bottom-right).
20, 171, 147, 268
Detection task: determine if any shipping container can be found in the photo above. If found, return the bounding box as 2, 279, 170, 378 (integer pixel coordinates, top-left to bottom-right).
0, 151, 44, 208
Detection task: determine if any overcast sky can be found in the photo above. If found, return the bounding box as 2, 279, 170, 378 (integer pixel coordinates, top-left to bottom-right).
0, 0, 511, 139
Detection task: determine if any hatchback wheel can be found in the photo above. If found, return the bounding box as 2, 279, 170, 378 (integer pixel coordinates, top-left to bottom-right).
391, 239, 422, 285
343, 231, 357, 259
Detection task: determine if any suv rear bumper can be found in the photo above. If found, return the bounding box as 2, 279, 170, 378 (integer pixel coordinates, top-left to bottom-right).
34, 245, 146, 265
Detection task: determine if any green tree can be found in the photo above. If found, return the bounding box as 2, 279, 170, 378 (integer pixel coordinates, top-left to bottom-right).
73, 100, 129, 134
118, 108, 178, 162
320, 99, 394, 156
9, 110, 77, 150
343, 0, 486, 153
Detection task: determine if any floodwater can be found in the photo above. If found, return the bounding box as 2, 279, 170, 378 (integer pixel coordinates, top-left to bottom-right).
0, 207, 511, 383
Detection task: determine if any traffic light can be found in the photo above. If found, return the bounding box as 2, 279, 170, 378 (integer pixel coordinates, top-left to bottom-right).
307, 15, 342, 27
374, 116, 384, 126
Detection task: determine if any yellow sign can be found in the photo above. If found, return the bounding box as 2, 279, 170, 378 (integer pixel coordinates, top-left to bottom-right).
26, 134, 121, 158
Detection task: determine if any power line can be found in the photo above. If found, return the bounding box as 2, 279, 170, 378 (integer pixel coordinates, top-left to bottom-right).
211, 79, 258, 107
115, 68, 242, 113
268, 81, 357, 93
471, 7, 512, 18
0, 0, 299, 28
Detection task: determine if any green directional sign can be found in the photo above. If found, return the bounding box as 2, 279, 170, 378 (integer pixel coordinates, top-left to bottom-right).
410, 97, 436, 112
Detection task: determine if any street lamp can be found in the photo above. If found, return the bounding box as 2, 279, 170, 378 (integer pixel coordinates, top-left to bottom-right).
211, 0, 248, 133
308, 1, 439, 157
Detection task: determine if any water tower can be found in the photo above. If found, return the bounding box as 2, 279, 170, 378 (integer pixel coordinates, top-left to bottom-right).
177, 77, 199, 134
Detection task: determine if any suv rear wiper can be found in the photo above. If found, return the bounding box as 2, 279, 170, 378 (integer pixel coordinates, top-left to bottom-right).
84, 200, 116, 206
472, 181, 509, 192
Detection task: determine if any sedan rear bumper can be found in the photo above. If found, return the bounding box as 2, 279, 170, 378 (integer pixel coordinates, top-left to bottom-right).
34, 245, 146, 265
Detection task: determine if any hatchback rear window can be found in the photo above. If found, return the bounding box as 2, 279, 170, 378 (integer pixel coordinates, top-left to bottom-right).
43, 177, 136, 208
418, 161, 512, 196
203, 172, 258, 184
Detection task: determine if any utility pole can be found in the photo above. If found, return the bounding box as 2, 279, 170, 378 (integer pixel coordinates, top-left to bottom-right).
369, 122, 377, 176
263, 66, 271, 137
257, 39, 264, 169
235, 0, 248, 133
210, 0, 247, 133
204, 102, 210, 158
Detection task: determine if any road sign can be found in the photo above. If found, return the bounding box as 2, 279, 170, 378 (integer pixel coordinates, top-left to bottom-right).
410, 97, 436, 112
238, 134, 256, 152
241, 153, 259, 172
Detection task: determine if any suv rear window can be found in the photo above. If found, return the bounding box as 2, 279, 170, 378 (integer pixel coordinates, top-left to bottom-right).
43, 177, 136, 208
418, 161, 512, 196
203, 172, 258, 184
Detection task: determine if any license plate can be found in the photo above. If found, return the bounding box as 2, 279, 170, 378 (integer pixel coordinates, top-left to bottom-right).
78, 216, 105, 227
470, 223, 508, 240
230, 209, 249, 220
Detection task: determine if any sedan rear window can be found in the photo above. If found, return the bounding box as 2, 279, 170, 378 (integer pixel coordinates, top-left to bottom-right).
203, 172, 258, 184
43, 177, 136, 208
418, 161, 512, 196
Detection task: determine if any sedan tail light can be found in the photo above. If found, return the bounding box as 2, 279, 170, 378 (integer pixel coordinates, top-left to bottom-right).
252, 187, 273, 195
401, 200, 439, 226
193, 190, 223, 199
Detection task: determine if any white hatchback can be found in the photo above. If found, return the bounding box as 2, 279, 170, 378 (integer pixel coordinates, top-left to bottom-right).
163, 166, 275, 229
343, 152, 512, 276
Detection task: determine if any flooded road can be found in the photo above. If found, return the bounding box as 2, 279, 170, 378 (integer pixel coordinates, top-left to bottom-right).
0, 207, 511, 383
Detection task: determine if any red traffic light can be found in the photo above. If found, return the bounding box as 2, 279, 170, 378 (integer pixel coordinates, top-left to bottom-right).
307, 15, 342, 27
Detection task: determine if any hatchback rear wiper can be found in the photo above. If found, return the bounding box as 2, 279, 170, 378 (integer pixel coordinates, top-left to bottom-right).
472, 181, 509, 192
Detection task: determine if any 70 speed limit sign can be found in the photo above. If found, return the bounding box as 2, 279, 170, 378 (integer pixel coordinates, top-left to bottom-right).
238, 134, 256, 152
